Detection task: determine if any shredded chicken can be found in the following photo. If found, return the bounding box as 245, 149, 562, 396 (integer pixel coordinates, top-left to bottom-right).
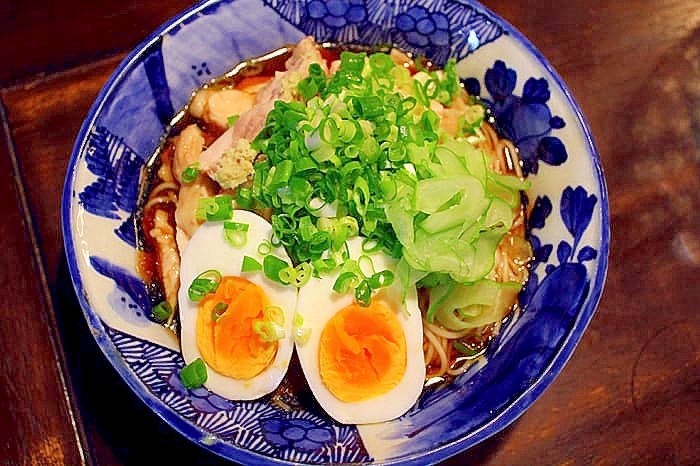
173, 124, 205, 183
172, 124, 217, 252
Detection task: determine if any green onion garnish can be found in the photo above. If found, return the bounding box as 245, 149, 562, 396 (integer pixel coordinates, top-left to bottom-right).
236, 186, 254, 209
354, 279, 372, 307
253, 320, 285, 342
187, 269, 222, 301
368, 269, 395, 289
333, 271, 360, 294
263, 255, 291, 284
181, 162, 200, 184
223, 221, 249, 247
288, 262, 313, 287
211, 302, 228, 322
277, 261, 311, 287
150, 301, 172, 323
257, 240, 272, 256
240, 48, 524, 308
195, 195, 234, 222
293, 312, 311, 345
453, 341, 480, 357
241, 255, 262, 272
227, 114, 240, 127
180, 358, 207, 389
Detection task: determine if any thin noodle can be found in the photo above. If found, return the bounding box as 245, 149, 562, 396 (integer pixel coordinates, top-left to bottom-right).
423, 340, 435, 365
447, 359, 473, 377
424, 325, 448, 376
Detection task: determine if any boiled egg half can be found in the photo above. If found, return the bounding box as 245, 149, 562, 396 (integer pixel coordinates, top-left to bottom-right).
295, 237, 426, 424
178, 209, 296, 400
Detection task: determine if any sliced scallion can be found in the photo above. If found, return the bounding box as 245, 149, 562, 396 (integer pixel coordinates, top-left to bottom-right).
180, 358, 207, 389
187, 269, 222, 301
223, 221, 249, 247
181, 162, 200, 184
150, 301, 172, 323
241, 255, 262, 272
263, 255, 291, 284
253, 320, 285, 342
211, 302, 228, 322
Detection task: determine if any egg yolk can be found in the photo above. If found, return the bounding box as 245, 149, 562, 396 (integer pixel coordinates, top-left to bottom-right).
196, 276, 278, 379
318, 300, 407, 402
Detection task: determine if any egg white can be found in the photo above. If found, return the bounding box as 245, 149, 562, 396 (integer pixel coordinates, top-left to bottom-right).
295, 237, 426, 424
178, 209, 296, 400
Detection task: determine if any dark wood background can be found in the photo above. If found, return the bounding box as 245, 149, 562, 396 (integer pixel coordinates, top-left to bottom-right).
1, 0, 699, 464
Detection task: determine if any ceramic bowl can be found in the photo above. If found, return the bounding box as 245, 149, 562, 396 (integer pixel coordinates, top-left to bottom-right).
62, 0, 609, 464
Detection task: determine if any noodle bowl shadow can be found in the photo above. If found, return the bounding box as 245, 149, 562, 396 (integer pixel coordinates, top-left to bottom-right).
61, 0, 609, 464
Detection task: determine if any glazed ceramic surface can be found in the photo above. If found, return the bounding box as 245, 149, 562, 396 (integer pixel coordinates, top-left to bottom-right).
62, 0, 609, 464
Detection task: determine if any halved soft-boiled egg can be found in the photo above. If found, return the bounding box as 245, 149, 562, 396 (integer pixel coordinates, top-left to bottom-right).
295, 237, 426, 424
178, 209, 297, 400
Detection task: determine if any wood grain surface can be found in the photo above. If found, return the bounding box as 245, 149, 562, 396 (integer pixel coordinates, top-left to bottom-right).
1, 0, 699, 465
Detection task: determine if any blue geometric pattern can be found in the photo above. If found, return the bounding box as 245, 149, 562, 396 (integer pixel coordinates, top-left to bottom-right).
106, 325, 372, 463
64, 0, 608, 464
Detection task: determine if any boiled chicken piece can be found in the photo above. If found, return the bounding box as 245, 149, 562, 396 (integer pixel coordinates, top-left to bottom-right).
199, 36, 328, 184
172, 124, 217, 252
189, 88, 257, 131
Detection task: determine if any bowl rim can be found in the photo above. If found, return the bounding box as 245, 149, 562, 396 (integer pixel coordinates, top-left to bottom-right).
61, 0, 610, 464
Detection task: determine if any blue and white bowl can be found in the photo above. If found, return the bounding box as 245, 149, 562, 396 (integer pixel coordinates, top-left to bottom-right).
62, 0, 609, 464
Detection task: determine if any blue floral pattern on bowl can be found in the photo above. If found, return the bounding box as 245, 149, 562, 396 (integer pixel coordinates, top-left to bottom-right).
465, 61, 568, 175
62, 0, 609, 464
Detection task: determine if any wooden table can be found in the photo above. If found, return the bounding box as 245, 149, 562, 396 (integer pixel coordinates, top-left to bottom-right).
1, 0, 698, 464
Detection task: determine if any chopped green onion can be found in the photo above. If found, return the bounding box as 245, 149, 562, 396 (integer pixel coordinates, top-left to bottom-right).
293, 312, 304, 328
333, 271, 360, 294
278, 266, 295, 284
360, 238, 381, 254
263, 255, 291, 284
180, 358, 207, 389
257, 239, 273, 256
369, 52, 394, 73
264, 305, 285, 325
236, 186, 254, 209
294, 326, 311, 344
223, 221, 249, 247
211, 302, 228, 322
187, 269, 222, 301
368, 269, 395, 289
195, 195, 233, 222
227, 114, 240, 127
312, 257, 336, 274
453, 341, 480, 357
253, 320, 285, 342
242, 47, 525, 310
150, 301, 172, 323
292, 262, 313, 287
181, 162, 200, 184
354, 279, 372, 307
241, 255, 262, 272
